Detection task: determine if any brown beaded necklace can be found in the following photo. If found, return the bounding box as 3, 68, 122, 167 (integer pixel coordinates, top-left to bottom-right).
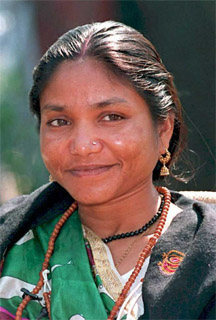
15, 186, 171, 320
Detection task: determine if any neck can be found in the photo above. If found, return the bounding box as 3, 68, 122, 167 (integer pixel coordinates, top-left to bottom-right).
78, 182, 161, 239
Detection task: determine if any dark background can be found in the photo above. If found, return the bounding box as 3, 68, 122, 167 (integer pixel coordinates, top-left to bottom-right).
1, 0, 215, 202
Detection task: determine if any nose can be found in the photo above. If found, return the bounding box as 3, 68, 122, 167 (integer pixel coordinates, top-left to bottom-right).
69, 124, 103, 156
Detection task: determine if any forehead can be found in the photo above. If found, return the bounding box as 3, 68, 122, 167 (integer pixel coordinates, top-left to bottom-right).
40, 59, 119, 106
44, 58, 129, 90
40, 58, 152, 119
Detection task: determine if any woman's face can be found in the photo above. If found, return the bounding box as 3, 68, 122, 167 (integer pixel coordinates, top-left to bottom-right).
40, 59, 172, 205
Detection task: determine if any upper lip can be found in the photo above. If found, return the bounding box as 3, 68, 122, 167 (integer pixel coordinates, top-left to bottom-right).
67, 164, 114, 171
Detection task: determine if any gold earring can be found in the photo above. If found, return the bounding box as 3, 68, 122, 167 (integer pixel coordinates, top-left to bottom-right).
49, 175, 55, 182
159, 149, 171, 176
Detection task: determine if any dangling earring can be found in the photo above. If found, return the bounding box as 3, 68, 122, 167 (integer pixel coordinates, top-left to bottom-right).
49, 175, 55, 182
159, 149, 171, 176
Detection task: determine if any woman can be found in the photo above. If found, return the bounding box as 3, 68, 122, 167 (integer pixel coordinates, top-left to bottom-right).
0, 21, 215, 320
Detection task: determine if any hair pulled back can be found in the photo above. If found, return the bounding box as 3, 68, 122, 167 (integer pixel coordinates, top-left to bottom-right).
29, 20, 186, 181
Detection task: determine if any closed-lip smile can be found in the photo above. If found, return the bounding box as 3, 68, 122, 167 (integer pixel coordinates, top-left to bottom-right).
67, 164, 115, 177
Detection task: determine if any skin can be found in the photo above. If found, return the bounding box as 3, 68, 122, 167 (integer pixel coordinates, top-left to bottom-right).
40, 58, 179, 274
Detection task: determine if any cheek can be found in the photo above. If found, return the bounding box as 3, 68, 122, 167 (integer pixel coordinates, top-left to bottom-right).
112, 126, 159, 175
40, 134, 65, 173
113, 126, 158, 157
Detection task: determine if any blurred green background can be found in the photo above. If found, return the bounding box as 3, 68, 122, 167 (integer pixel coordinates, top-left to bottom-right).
0, 0, 215, 203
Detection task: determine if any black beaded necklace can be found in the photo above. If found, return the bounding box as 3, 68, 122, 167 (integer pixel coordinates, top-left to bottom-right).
102, 195, 165, 244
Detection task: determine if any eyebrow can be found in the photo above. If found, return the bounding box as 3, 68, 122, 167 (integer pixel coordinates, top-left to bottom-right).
95, 97, 128, 108
41, 105, 65, 112
41, 97, 129, 113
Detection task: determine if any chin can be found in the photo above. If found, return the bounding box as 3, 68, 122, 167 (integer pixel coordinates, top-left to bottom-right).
72, 193, 112, 206
60, 182, 115, 206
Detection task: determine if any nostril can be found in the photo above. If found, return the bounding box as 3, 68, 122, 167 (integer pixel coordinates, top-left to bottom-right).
70, 139, 103, 155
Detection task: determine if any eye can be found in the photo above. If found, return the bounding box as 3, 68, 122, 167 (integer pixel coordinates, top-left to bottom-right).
102, 114, 124, 121
48, 119, 70, 127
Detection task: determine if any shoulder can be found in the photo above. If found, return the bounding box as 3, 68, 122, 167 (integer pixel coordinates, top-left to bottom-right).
158, 190, 216, 268
170, 191, 216, 252
171, 190, 216, 225
169, 191, 216, 263
142, 191, 216, 319
0, 183, 73, 259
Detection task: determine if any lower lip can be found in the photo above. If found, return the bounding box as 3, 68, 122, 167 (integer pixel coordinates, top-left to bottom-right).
68, 166, 114, 177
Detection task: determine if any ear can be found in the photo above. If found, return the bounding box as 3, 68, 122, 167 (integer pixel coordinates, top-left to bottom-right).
158, 113, 175, 154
